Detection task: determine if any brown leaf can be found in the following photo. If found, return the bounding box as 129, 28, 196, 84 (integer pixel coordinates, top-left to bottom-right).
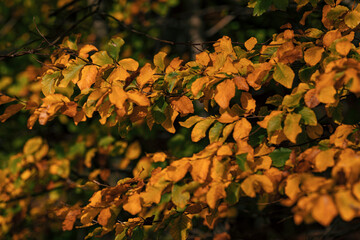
62, 208, 81, 231
304, 89, 320, 108
97, 207, 112, 226
0, 103, 24, 122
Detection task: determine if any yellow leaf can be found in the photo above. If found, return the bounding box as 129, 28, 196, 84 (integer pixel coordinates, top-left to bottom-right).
118, 58, 139, 71
241, 174, 274, 198
322, 30, 342, 48
304, 47, 324, 66
191, 118, 215, 142
190, 158, 211, 183
161, 106, 179, 133
335, 189, 360, 221
244, 37, 257, 51
170, 96, 194, 116
78, 44, 98, 59
89, 191, 102, 207
233, 118, 252, 142
80, 207, 101, 225
123, 193, 142, 215
273, 62, 295, 89
153, 152, 167, 162
284, 113, 302, 143
329, 125, 353, 147
137, 63, 155, 88
257, 110, 283, 129
335, 40, 352, 56
191, 76, 209, 97
127, 90, 150, 106
353, 182, 360, 201
316, 72, 336, 104
206, 182, 226, 209
214, 79, 235, 109
312, 195, 338, 226
285, 174, 301, 200
0, 103, 24, 123
344, 10, 360, 29
217, 144, 233, 156
125, 141, 141, 160
240, 92, 256, 113
214, 36, 233, 56
107, 66, 130, 83
179, 116, 205, 128
154, 52, 167, 71
253, 156, 272, 172
109, 85, 127, 109
98, 207, 112, 226
315, 149, 336, 172
196, 52, 210, 66
23, 137, 43, 155
78, 65, 98, 90
165, 160, 191, 182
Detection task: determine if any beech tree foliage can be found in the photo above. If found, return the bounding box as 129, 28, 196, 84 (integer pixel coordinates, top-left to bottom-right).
1, 0, 360, 239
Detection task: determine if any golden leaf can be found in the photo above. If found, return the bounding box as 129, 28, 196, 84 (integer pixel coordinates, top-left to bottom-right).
335, 189, 360, 221
23, 137, 43, 155
312, 195, 338, 226
304, 89, 320, 108
217, 144, 233, 156
170, 96, 194, 116
285, 174, 301, 200
80, 207, 101, 225
196, 52, 210, 66
78, 44, 98, 59
253, 156, 272, 172
304, 47, 324, 66
233, 118, 252, 142
78, 65, 98, 90
127, 90, 150, 106
214, 79, 235, 109
273, 62, 295, 89
109, 85, 127, 109
315, 149, 336, 172
125, 141, 141, 160
191, 76, 209, 97
322, 30, 342, 48
241, 174, 273, 198
206, 182, 226, 209
107, 66, 130, 83
179, 115, 205, 128
257, 110, 283, 129
98, 207, 112, 226
118, 58, 139, 71
137, 63, 155, 88
344, 10, 360, 29
165, 160, 191, 182
284, 113, 302, 143
153, 52, 167, 71
161, 106, 179, 133
240, 92, 256, 113
244, 37, 257, 51
191, 118, 215, 142
335, 40, 352, 56
190, 158, 211, 183
123, 193, 142, 215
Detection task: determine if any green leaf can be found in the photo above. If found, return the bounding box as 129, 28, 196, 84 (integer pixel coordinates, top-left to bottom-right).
235, 153, 248, 171
273, 62, 294, 88
208, 122, 224, 143
252, 0, 272, 16
345, 10, 360, 29
91, 51, 114, 66
267, 113, 283, 137
226, 182, 241, 205
98, 136, 115, 147
273, 0, 289, 11
59, 58, 86, 88
269, 147, 291, 167
266, 94, 283, 107
166, 72, 179, 93
298, 107, 317, 126
169, 214, 191, 240
172, 184, 190, 209
151, 96, 168, 124
41, 70, 61, 96
327, 5, 348, 21
106, 37, 125, 61
299, 65, 317, 82
132, 226, 144, 240
154, 52, 167, 71
282, 93, 303, 108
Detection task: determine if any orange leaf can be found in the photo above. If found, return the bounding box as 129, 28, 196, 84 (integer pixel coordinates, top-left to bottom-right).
335, 40, 352, 56
304, 47, 324, 66
312, 195, 338, 226
214, 79, 235, 109
165, 160, 191, 182
233, 118, 252, 142
127, 91, 150, 106
0, 94, 15, 105
0, 103, 24, 122
98, 207, 111, 226
161, 106, 179, 133
190, 158, 211, 183
123, 193, 142, 215
118, 58, 139, 71
170, 95, 194, 116
322, 30, 342, 48
206, 182, 226, 209
285, 174, 301, 200
191, 76, 209, 97
240, 92, 256, 113
191, 118, 215, 142
304, 89, 320, 108
62, 208, 81, 231
244, 37, 257, 51
78, 65, 98, 90
241, 174, 274, 198
109, 85, 128, 109
233, 76, 249, 91
196, 52, 210, 66
335, 189, 360, 221
284, 113, 302, 143
137, 63, 155, 88
315, 149, 336, 172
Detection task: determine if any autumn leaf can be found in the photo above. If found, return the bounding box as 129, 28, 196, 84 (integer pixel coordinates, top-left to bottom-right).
241, 174, 274, 198
335, 40, 352, 56
315, 149, 336, 172
285, 174, 301, 200
196, 52, 210, 66
154, 52, 167, 71
244, 37, 257, 51
118, 58, 139, 71
137, 63, 155, 88
335, 189, 360, 221
284, 113, 302, 143
78, 65, 98, 90
109, 85, 127, 110
240, 92, 256, 113
127, 91, 150, 106
0, 94, 15, 105
0, 103, 24, 122
161, 106, 179, 133
233, 118, 252, 142
304, 89, 320, 108
91, 51, 113, 65
273, 62, 295, 89
106, 37, 125, 61
123, 193, 142, 215
170, 96, 194, 116
60, 59, 86, 87
304, 47, 324, 66
206, 182, 226, 209
344, 10, 360, 29
190, 158, 211, 183
191, 118, 215, 142
63, 208, 81, 231
23, 137, 43, 155
312, 195, 338, 226
169, 214, 192, 240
